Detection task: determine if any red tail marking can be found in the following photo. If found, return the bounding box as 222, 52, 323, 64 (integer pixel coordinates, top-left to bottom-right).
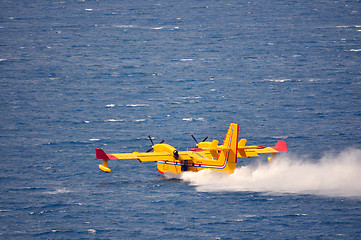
273, 141, 288, 152
95, 148, 118, 160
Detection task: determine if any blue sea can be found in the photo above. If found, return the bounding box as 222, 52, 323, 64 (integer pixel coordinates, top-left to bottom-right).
1, 0, 361, 239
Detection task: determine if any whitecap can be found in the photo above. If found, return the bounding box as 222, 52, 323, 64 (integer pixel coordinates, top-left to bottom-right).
104, 119, 124, 122
106, 104, 115, 107
350, 49, 361, 52
182, 118, 193, 121
272, 135, 289, 139
194, 117, 205, 121
182, 117, 205, 121
89, 139, 100, 141
265, 78, 291, 83
126, 104, 149, 107
151, 26, 165, 30
180, 58, 194, 61
336, 25, 361, 28
45, 188, 71, 195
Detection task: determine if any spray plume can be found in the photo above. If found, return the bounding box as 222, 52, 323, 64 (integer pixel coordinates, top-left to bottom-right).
181, 148, 361, 197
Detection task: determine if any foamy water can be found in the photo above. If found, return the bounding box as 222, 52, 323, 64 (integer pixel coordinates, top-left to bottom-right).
182, 149, 361, 197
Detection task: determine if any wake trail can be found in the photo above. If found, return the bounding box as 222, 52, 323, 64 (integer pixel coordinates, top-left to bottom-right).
181, 148, 361, 197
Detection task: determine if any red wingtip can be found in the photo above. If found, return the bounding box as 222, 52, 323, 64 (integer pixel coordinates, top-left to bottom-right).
96, 148, 110, 160
273, 141, 288, 152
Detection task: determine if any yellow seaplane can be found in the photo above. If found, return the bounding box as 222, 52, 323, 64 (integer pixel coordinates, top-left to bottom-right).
95, 123, 288, 175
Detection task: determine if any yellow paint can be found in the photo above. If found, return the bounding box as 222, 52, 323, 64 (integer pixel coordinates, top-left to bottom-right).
95, 123, 288, 175
99, 164, 111, 173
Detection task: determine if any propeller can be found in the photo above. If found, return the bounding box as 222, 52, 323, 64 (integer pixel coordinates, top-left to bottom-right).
191, 134, 208, 146
148, 135, 154, 146
146, 135, 165, 152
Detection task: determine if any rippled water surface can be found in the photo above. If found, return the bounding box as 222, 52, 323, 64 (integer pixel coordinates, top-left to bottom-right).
1, 0, 361, 239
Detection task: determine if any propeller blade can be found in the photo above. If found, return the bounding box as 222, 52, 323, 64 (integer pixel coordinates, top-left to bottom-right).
191, 134, 198, 144
148, 135, 154, 146
145, 136, 165, 153
201, 136, 209, 142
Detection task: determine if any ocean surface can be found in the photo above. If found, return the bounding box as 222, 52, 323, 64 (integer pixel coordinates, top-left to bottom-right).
1, 0, 361, 239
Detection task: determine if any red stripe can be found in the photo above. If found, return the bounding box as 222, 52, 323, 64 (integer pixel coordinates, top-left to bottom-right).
107, 154, 118, 160
235, 124, 239, 163
157, 167, 164, 175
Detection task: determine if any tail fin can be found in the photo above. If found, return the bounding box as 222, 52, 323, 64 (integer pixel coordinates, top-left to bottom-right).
96, 148, 112, 173
273, 140, 288, 152
216, 123, 239, 173
96, 148, 110, 160
237, 139, 247, 157
267, 141, 288, 162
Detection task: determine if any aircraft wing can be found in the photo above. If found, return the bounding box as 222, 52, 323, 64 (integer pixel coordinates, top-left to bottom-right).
237, 140, 288, 158
96, 148, 181, 173
96, 148, 175, 162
